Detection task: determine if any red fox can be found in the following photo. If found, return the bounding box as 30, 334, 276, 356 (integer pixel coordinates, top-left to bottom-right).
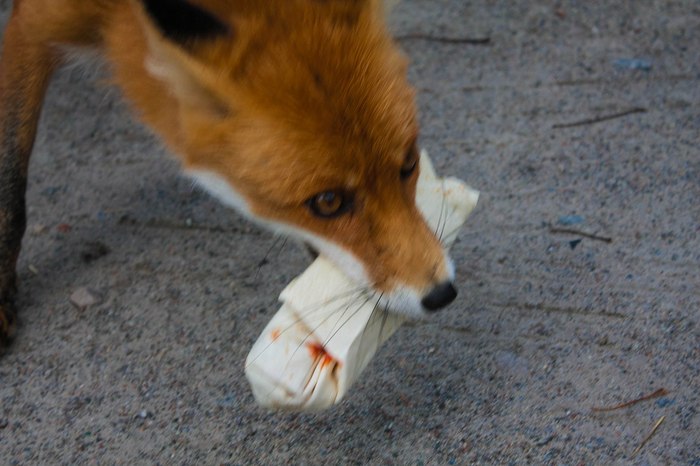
0, 0, 458, 344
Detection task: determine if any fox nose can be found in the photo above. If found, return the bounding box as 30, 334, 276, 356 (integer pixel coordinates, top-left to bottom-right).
421, 281, 458, 312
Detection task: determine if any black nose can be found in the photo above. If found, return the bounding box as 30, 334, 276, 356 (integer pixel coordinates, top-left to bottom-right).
421, 282, 457, 312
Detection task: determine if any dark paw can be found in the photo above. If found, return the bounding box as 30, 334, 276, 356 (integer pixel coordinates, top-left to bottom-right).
0, 300, 17, 346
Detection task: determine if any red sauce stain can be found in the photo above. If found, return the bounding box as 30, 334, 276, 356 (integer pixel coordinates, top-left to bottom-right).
270, 329, 281, 341
307, 342, 335, 369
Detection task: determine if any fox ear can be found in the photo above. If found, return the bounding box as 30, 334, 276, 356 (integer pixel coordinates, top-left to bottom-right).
141, 0, 231, 49
138, 0, 232, 116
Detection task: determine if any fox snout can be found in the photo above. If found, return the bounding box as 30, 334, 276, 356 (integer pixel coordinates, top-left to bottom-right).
341, 195, 459, 318
421, 281, 458, 311
304, 229, 457, 316
379, 214, 457, 317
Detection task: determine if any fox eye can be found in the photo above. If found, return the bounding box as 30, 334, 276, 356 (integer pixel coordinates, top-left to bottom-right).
400, 145, 419, 179
307, 190, 353, 218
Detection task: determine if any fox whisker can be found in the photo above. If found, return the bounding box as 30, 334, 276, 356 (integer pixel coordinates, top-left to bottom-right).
254, 235, 288, 280
245, 286, 369, 368
321, 291, 379, 350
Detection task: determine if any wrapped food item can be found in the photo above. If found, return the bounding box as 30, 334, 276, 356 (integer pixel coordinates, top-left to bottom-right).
245, 150, 479, 411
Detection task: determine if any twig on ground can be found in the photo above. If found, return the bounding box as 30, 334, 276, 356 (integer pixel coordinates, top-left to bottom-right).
395, 34, 491, 45
552, 107, 647, 129
592, 388, 668, 412
631, 415, 665, 457
549, 227, 613, 243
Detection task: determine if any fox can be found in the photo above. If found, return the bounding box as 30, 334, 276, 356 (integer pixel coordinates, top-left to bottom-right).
0, 0, 459, 345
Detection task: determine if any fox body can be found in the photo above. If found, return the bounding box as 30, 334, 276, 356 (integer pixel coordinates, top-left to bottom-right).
0, 0, 458, 344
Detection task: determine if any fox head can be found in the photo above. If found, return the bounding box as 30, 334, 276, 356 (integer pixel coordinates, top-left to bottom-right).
135, 0, 457, 317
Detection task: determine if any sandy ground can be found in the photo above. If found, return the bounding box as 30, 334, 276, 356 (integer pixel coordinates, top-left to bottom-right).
1, 1, 698, 464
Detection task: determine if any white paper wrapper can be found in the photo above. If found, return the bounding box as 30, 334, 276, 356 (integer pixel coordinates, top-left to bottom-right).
245, 151, 479, 411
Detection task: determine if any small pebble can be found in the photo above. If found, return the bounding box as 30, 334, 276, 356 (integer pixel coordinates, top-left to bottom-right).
656, 398, 675, 408
613, 58, 652, 71
31, 224, 48, 236
558, 215, 584, 226
69, 287, 103, 310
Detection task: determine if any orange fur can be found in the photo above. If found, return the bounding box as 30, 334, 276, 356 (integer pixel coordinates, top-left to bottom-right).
1, 0, 455, 318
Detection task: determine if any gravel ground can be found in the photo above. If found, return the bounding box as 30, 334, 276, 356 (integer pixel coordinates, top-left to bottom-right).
1, 1, 698, 464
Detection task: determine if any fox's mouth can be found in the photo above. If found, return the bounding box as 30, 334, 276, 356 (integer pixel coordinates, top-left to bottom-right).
364, 279, 458, 319
302, 241, 457, 317
304, 242, 320, 260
